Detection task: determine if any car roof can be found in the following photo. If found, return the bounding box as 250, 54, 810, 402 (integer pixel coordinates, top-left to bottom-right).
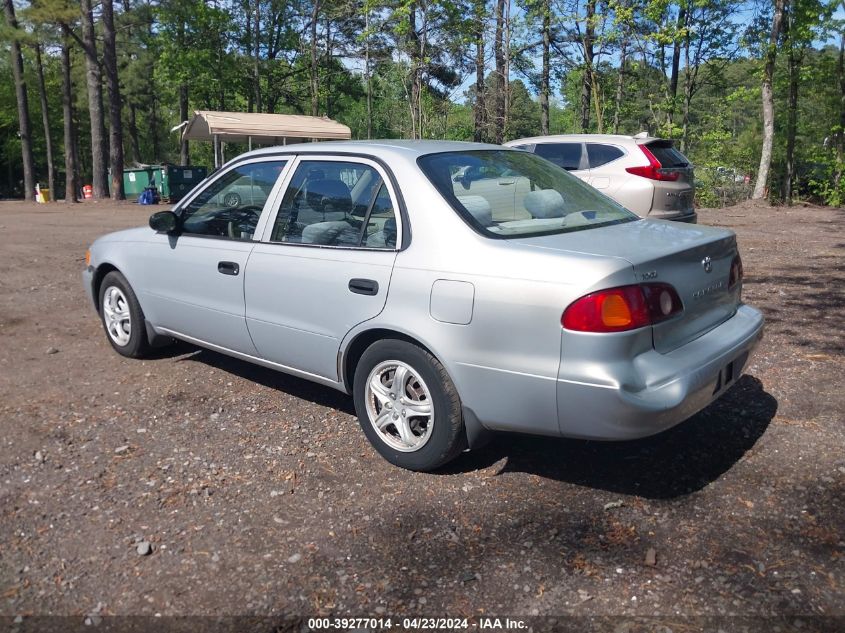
235, 139, 508, 161
504, 134, 660, 145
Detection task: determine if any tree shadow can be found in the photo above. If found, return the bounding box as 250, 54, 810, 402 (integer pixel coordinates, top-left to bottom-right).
747, 261, 844, 354
442, 375, 777, 499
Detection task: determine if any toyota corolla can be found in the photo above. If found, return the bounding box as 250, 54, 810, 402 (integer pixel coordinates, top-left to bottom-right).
83, 141, 764, 471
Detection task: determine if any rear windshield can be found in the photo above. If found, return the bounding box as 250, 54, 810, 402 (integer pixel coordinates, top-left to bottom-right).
646, 141, 690, 168
417, 150, 638, 239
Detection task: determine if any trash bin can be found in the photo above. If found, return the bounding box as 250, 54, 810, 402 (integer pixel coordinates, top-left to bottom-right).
157, 165, 208, 203
121, 167, 156, 200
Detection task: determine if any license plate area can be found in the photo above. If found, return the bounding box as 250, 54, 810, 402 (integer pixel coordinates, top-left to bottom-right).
712, 351, 749, 396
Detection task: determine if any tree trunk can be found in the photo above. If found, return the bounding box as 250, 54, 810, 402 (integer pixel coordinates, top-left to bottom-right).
80, 0, 108, 198
365, 7, 372, 139
179, 83, 189, 165
254, 0, 262, 112
493, 0, 506, 143
473, 0, 486, 142
753, 0, 785, 200
310, 0, 320, 117
4, 0, 35, 201
668, 5, 687, 127
784, 5, 800, 206
60, 26, 79, 203
835, 15, 845, 194
102, 0, 124, 200
580, 0, 595, 133
540, 0, 550, 136
127, 102, 142, 165
34, 44, 55, 202
613, 39, 627, 134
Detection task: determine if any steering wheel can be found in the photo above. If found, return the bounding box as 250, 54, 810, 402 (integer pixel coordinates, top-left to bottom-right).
227, 205, 264, 239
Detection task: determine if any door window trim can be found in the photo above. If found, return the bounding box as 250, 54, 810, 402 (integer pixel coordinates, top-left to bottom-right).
259, 155, 405, 251
171, 156, 295, 242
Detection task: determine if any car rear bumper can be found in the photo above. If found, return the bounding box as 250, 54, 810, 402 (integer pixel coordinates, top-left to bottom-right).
556, 304, 764, 440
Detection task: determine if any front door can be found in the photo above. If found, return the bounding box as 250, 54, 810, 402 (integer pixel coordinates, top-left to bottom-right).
245, 157, 401, 381
138, 158, 289, 354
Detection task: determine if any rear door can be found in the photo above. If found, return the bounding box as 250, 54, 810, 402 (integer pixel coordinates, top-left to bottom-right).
244, 156, 400, 381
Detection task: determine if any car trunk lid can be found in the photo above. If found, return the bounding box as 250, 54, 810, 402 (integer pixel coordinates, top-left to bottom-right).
514, 220, 740, 353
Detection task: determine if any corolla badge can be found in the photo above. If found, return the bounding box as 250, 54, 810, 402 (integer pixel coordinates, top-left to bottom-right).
702, 256, 712, 273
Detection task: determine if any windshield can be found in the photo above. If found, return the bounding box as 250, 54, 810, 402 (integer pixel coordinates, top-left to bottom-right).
417, 150, 638, 238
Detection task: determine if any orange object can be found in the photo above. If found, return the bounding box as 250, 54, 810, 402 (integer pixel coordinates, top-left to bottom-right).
82, 185, 93, 199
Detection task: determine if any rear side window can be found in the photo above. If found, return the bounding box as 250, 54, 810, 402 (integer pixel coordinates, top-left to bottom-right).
587, 144, 625, 168
534, 143, 584, 171
646, 142, 690, 168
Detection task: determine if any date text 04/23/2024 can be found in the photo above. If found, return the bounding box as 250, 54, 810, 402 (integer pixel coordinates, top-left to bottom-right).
306, 617, 528, 630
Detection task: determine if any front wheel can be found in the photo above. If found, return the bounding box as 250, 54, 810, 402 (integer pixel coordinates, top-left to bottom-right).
353, 339, 465, 471
98, 271, 150, 358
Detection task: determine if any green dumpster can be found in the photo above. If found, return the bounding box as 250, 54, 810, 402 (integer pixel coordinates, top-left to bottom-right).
121, 167, 156, 200
157, 165, 208, 202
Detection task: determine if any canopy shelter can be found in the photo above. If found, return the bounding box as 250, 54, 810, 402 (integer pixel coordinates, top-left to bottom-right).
182, 110, 352, 167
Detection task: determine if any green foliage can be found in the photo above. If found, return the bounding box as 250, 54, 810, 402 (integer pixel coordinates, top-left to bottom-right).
0, 0, 840, 207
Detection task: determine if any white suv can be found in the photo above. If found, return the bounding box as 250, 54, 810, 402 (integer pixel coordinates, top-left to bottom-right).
504, 134, 697, 223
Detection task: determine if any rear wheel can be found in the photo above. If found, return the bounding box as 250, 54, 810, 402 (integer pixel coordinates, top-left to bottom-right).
99, 271, 150, 358
353, 339, 465, 471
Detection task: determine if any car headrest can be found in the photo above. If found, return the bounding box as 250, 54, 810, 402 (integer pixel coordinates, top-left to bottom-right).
383, 217, 397, 247
457, 195, 493, 227
302, 220, 355, 245
306, 178, 352, 213
524, 189, 566, 218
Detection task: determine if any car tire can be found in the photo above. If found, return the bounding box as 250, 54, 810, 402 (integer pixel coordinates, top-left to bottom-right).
353, 339, 466, 471
223, 192, 241, 208
98, 271, 151, 359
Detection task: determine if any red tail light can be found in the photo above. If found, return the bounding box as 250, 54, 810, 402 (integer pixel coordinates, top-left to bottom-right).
729, 254, 743, 289
562, 283, 683, 333
625, 145, 680, 181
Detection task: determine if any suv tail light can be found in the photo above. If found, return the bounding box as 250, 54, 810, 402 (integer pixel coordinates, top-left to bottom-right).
562, 283, 683, 333
625, 145, 680, 181
729, 254, 743, 289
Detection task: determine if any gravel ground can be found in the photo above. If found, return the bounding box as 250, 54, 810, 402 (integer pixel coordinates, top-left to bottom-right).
0, 199, 842, 629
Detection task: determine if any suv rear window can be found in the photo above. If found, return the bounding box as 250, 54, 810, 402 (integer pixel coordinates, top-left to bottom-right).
534, 143, 583, 171
587, 143, 625, 168
646, 141, 690, 168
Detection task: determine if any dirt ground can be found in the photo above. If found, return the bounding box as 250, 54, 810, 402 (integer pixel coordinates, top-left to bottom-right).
0, 198, 843, 629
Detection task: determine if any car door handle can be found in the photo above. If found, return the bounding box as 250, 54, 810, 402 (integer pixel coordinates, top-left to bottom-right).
217, 261, 240, 276
349, 278, 379, 296
498, 180, 515, 185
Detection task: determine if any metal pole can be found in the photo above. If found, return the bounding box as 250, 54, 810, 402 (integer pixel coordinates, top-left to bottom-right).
248, 136, 252, 151
213, 134, 219, 168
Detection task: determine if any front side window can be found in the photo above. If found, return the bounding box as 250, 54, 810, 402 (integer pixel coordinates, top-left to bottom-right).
418, 150, 637, 239
534, 142, 584, 171
180, 160, 287, 240
270, 160, 396, 249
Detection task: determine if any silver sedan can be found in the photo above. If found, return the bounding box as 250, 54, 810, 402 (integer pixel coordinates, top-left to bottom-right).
82, 141, 764, 471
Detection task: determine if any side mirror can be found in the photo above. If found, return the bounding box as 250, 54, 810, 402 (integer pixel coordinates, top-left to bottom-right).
149, 210, 179, 233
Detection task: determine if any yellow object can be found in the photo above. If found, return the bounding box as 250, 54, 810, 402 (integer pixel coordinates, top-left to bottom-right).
40, 188, 50, 202
601, 294, 633, 327
85, 249, 91, 266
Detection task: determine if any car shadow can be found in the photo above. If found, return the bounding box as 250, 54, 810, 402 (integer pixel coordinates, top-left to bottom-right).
154, 343, 776, 499
442, 375, 777, 499
162, 342, 356, 414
